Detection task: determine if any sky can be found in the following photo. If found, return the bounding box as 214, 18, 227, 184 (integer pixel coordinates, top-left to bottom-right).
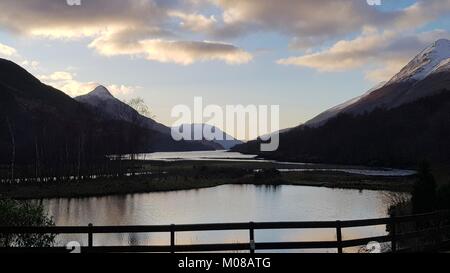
0, 0, 450, 138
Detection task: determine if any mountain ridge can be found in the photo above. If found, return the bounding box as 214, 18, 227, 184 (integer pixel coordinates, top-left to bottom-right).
306, 39, 450, 127
76, 86, 225, 151
172, 123, 243, 150
76, 87, 169, 134
233, 39, 450, 166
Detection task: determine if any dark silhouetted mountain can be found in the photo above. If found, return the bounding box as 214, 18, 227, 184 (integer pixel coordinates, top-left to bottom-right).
0, 59, 214, 166
234, 39, 450, 167
75, 86, 168, 134
0, 58, 154, 165
306, 39, 450, 127
234, 89, 450, 167
75, 86, 221, 151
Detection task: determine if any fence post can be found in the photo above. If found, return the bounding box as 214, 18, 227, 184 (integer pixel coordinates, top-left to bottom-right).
336, 221, 343, 254
88, 223, 93, 251
249, 222, 255, 254
170, 224, 175, 254
391, 214, 397, 253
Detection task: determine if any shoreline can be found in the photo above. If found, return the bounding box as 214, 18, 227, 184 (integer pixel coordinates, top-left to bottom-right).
0, 169, 415, 199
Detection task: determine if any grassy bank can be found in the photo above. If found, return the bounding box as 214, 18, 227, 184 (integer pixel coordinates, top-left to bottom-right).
0, 160, 415, 199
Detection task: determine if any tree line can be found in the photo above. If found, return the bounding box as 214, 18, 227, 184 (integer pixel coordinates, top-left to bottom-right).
235, 89, 450, 168
0, 100, 155, 184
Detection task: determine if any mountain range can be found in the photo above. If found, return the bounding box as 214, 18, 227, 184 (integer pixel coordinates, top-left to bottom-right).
0, 59, 241, 165
233, 39, 450, 167
172, 124, 243, 150
75, 86, 241, 150
306, 39, 450, 127
2, 38, 450, 167
0, 58, 150, 165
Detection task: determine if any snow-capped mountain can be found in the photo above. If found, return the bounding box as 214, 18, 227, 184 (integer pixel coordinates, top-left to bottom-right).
75, 85, 168, 134
172, 124, 243, 150
387, 39, 450, 84
306, 39, 450, 127
433, 58, 450, 74
76, 86, 228, 151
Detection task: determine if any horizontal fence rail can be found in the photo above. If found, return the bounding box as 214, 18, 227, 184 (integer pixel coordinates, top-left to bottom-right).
1, 211, 449, 253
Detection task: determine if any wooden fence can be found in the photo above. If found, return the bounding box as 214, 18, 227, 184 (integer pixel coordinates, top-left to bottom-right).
1, 211, 449, 253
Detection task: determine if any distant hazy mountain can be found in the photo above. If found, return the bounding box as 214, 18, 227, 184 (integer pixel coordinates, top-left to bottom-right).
172, 124, 243, 150
76, 86, 221, 151
306, 39, 450, 127
233, 39, 450, 166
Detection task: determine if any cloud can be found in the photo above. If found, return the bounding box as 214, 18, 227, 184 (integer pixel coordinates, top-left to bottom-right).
207, 0, 450, 48
0, 0, 167, 39
0, 40, 136, 97
40, 71, 74, 81
0, 42, 18, 57
210, 0, 379, 42
107, 84, 137, 97
1, 0, 449, 69
0, 43, 42, 73
169, 11, 217, 32
0, 0, 251, 65
21, 60, 40, 70
365, 61, 406, 83
277, 29, 450, 81
39, 71, 98, 97
89, 31, 252, 65
39, 71, 136, 97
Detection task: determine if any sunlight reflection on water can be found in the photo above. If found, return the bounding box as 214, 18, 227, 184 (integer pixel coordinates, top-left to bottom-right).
39, 184, 409, 253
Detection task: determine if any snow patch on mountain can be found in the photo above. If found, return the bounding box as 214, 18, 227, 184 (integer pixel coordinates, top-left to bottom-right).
305, 81, 386, 127
432, 58, 450, 74
388, 39, 450, 84
76, 85, 171, 134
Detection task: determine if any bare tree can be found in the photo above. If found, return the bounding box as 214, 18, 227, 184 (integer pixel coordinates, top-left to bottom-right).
77, 133, 84, 179
126, 97, 155, 120
123, 97, 155, 161
5, 117, 15, 182
35, 136, 40, 180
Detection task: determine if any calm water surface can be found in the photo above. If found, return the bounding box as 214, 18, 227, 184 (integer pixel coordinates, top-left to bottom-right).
125, 150, 416, 176
41, 184, 407, 252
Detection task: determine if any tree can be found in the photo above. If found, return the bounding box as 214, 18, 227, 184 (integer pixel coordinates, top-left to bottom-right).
126, 97, 155, 119
0, 199, 56, 247
5, 117, 15, 182
124, 97, 154, 160
411, 161, 437, 214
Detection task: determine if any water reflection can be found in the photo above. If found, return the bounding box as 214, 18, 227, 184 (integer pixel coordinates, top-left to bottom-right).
122, 150, 416, 176
39, 185, 408, 253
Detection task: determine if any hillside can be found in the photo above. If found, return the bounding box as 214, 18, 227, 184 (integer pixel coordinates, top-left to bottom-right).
75, 86, 221, 152
233, 40, 450, 167
234, 89, 450, 166
0, 59, 161, 166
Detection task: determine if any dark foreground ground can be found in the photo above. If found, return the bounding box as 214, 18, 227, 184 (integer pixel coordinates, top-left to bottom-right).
0, 160, 416, 199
